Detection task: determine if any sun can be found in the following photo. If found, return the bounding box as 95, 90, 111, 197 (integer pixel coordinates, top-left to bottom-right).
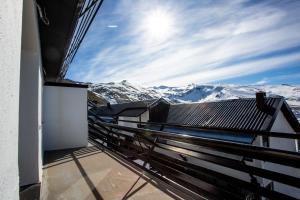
142, 8, 174, 42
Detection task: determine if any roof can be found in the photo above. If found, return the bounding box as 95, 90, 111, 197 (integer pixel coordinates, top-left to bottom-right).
166, 97, 300, 132
118, 108, 148, 117
94, 99, 163, 117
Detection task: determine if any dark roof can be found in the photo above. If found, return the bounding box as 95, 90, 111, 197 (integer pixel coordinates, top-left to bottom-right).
166, 98, 300, 132
118, 108, 148, 117
94, 99, 161, 117
44, 81, 88, 88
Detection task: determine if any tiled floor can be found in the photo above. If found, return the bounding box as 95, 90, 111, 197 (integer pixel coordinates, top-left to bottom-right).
41, 145, 174, 200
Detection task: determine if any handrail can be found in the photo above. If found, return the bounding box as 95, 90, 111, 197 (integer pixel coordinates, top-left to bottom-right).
89, 121, 300, 199
117, 119, 300, 139
90, 119, 300, 188
97, 121, 300, 168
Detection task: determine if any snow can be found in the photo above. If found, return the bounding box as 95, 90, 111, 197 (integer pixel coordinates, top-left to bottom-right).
91, 81, 300, 121
91, 80, 160, 104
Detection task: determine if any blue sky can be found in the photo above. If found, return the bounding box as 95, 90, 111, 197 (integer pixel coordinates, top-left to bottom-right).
66, 0, 300, 86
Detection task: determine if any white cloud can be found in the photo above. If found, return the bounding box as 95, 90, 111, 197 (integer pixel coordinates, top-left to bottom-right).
68, 0, 300, 86
155, 51, 300, 86
255, 78, 269, 85
107, 25, 118, 28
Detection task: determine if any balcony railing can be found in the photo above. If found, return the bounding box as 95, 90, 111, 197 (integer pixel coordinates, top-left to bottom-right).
87, 100, 300, 200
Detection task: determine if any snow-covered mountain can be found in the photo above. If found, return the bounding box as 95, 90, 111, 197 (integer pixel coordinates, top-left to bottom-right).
90, 81, 300, 121
91, 80, 160, 104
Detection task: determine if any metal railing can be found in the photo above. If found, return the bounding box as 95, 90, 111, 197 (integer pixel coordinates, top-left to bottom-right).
60, 0, 104, 78
88, 101, 300, 200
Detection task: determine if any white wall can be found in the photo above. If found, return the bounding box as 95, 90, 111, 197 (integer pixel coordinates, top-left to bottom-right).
19, 0, 43, 186
0, 0, 23, 199
43, 86, 88, 151
118, 116, 140, 137
118, 110, 149, 128
262, 110, 300, 199
118, 116, 140, 128
118, 111, 149, 137
270, 111, 297, 151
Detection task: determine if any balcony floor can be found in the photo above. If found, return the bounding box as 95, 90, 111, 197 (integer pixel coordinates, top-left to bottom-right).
41, 144, 175, 200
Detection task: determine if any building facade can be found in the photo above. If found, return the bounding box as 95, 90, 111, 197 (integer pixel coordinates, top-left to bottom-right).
0, 0, 93, 199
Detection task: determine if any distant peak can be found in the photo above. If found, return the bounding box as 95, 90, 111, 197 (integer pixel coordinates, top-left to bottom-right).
281, 83, 292, 87
121, 80, 129, 84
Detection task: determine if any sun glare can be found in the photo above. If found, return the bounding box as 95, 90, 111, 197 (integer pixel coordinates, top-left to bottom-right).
142, 9, 174, 42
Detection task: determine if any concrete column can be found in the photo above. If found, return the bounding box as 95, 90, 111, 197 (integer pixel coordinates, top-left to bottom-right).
0, 0, 23, 199
19, 0, 43, 186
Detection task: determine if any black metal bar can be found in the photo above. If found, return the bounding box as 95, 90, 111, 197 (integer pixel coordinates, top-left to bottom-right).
94, 119, 300, 190
88, 137, 206, 200
79, 0, 101, 17
89, 125, 299, 200
61, 0, 94, 73
117, 119, 300, 139
156, 141, 300, 188
60, 0, 104, 78
148, 152, 298, 200
97, 121, 300, 168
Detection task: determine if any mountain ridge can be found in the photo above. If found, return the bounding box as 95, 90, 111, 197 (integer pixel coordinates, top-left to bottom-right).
89, 80, 300, 121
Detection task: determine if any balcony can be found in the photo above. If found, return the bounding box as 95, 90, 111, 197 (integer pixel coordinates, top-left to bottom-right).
41, 144, 176, 200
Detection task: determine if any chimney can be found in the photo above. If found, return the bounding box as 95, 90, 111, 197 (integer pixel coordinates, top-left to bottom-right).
107, 102, 111, 109
256, 91, 266, 111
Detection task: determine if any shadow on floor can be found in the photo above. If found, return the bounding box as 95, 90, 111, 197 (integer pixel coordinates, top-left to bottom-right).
43, 145, 103, 169
71, 152, 104, 200
43, 145, 104, 199
121, 176, 149, 200
43, 141, 177, 200
89, 138, 183, 200
44, 146, 102, 164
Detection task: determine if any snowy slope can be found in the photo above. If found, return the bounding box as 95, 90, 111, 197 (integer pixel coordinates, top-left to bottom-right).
91, 80, 160, 104
90, 81, 300, 121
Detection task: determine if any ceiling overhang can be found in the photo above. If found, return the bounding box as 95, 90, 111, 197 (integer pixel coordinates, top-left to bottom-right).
37, 0, 103, 81
37, 0, 82, 81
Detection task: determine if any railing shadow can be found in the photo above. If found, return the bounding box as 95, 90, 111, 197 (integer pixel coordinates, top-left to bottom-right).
43, 146, 102, 169
121, 176, 149, 200
71, 153, 104, 200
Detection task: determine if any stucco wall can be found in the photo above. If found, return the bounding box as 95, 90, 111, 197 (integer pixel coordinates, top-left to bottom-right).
19, 0, 43, 186
43, 86, 88, 151
0, 0, 23, 199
